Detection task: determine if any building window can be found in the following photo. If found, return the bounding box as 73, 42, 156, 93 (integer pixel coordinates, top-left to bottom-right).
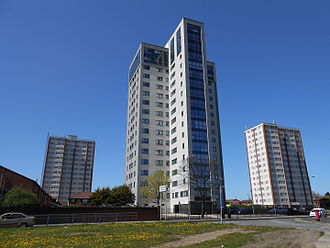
171, 137, 177, 144
156, 111, 163, 116
143, 65, 150, 70
142, 100, 149, 105
156, 160, 163, 166
155, 150, 163, 155
156, 102, 163, 107
157, 76, 163, 81
142, 109, 149, 114
142, 118, 149, 124
143, 82, 150, 87
140, 170, 149, 176
141, 128, 149, 134
141, 159, 149, 165
172, 169, 178, 176
156, 130, 163, 135
172, 158, 177, 165
156, 120, 163, 126
141, 138, 149, 144
176, 28, 181, 55
172, 181, 178, 187
141, 148, 149, 154
143, 74, 150, 78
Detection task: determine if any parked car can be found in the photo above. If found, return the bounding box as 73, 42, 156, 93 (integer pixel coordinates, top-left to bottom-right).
309, 208, 327, 218
0, 213, 35, 228
237, 208, 252, 215
268, 207, 290, 214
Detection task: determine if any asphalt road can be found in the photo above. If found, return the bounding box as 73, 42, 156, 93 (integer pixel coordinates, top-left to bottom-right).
224, 217, 330, 232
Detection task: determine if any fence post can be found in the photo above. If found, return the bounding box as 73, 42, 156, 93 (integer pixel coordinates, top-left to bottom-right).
46, 215, 49, 226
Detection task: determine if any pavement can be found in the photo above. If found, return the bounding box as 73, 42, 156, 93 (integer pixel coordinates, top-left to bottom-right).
223, 217, 330, 248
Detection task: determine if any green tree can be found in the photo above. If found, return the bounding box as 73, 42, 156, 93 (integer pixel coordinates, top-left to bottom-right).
1, 188, 38, 207
140, 171, 169, 206
90, 187, 111, 206
109, 185, 135, 206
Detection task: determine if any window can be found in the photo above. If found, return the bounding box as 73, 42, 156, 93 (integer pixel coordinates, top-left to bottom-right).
176, 28, 181, 55
156, 120, 163, 126
171, 147, 177, 154
156, 140, 164, 145
172, 169, 178, 176
143, 91, 150, 96
141, 138, 149, 144
171, 98, 176, 106
143, 82, 150, 87
156, 111, 163, 116
141, 128, 149, 134
140, 170, 148, 176
156, 84, 163, 90
142, 100, 149, 105
141, 148, 149, 154
170, 89, 176, 97
171, 127, 176, 134
156, 130, 163, 135
170, 81, 176, 88
143, 65, 150, 70
172, 158, 177, 165
156, 160, 163, 166
156, 93, 163, 98
171, 137, 177, 144
157, 68, 163, 72
157, 76, 163, 81
155, 150, 163, 155
143, 74, 150, 78
180, 191, 188, 197
171, 108, 176, 115
141, 159, 149, 165
171, 117, 176, 124
142, 109, 149, 114
156, 102, 163, 107
142, 118, 149, 124
172, 181, 178, 187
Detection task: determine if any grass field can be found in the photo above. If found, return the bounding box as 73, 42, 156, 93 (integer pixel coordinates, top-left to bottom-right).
0, 222, 280, 248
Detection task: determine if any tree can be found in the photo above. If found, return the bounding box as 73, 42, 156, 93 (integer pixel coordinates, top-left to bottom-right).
140, 171, 169, 206
109, 185, 135, 206
181, 157, 221, 217
1, 188, 38, 207
325, 192, 330, 198
312, 191, 321, 198
90, 187, 111, 206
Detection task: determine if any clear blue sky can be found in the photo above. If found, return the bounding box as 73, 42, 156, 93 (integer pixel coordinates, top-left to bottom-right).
0, 0, 329, 199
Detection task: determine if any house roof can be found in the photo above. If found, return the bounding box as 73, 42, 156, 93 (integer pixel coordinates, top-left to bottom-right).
69, 192, 92, 199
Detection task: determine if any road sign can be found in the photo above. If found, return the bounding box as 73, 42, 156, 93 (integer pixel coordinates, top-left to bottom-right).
159, 185, 168, 192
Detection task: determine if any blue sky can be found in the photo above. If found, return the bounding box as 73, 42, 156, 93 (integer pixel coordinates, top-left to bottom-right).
0, 0, 329, 199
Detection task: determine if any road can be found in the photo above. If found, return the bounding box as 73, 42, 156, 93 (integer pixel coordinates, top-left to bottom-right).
224, 217, 330, 232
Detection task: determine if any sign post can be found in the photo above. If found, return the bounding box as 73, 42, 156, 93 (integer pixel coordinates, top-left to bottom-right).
159, 185, 168, 221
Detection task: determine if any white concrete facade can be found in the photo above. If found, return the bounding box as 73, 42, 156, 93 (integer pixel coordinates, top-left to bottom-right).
125, 18, 225, 213
41, 135, 95, 204
245, 123, 313, 207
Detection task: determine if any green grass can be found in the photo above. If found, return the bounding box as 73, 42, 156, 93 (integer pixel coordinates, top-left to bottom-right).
0, 222, 236, 248
0, 222, 284, 248
183, 226, 281, 248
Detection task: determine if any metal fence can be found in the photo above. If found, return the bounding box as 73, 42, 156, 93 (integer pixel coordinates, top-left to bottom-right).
35, 212, 138, 226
